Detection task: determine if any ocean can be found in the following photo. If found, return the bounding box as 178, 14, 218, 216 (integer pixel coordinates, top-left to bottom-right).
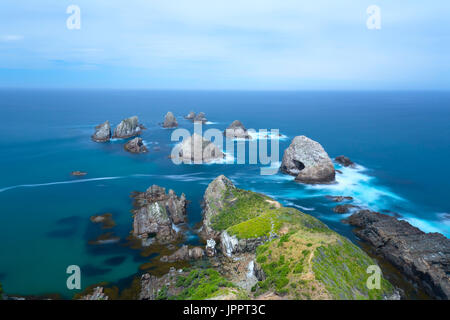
0, 89, 449, 298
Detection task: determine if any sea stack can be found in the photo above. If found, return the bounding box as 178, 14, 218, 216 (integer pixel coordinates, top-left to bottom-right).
176, 133, 224, 163
193, 112, 207, 123
162, 112, 178, 128
184, 111, 195, 120
132, 185, 187, 245
91, 120, 111, 142
124, 137, 148, 154
223, 120, 252, 139
280, 135, 335, 184
113, 116, 142, 139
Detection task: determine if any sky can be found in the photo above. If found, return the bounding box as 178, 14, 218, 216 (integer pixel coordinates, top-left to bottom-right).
0, 1, 449, 90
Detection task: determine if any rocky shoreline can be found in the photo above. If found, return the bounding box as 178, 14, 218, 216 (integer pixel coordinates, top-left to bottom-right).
346, 210, 450, 299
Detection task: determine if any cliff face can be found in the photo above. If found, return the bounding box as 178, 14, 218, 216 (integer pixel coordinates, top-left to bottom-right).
346, 210, 450, 300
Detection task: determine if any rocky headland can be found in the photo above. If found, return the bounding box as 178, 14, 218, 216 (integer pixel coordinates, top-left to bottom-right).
346, 210, 450, 299
131, 185, 187, 246
223, 120, 252, 139
280, 136, 335, 184
124, 137, 148, 154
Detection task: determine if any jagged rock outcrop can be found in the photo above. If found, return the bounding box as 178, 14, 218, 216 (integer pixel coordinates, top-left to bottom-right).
176, 133, 224, 163
160, 245, 205, 262
124, 137, 148, 153
335, 155, 356, 168
201, 175, 235, 240
113, 116, 143, 139
91, 121, 111, 142
346, 210, 450, 300
194, 112, 207, 123
220, 231, 268, 257
162, 112, 178, 128
280, 135, 335, 184
184, 111, 195, 120
132, 185, 187, 245
140, 268, 185, 300
223, 120, 252, 139
79, 287, 109, 300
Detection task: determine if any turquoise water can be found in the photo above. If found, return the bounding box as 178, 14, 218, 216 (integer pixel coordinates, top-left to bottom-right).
0, 90, 449, 297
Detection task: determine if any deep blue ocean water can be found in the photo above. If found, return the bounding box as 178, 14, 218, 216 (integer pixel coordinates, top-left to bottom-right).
0, 89, 449, 297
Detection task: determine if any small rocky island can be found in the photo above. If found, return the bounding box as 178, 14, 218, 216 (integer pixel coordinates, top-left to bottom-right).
162, 112, 178, 128
175, 133, 224, 163
223, 120, 252, 139
124, 137, 148, 154
280, 135, 335, 184
91, 120, 111, 142
113, 116, 144, 139
92, 116, 144, 142
184, 111, 207, 123
131, 185, 187, 246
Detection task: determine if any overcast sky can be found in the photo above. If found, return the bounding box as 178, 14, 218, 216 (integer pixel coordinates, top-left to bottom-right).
0, 1, 449, 90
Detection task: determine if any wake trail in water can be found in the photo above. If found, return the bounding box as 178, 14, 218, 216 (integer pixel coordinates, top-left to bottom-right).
0, 172, 212, 193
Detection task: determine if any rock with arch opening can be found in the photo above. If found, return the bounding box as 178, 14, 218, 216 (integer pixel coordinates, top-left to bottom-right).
280, 135, 335, 184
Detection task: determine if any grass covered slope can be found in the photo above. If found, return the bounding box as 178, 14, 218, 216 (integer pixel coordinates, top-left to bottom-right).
204, 175, 395, 300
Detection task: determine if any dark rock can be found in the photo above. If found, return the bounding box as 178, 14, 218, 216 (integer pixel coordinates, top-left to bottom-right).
335, 155, 356, 168
346, 210, 450, 299
91, 121, 111, 142
332, 204, 358, 214
280, 135, 335, 184
124, 137, 148, 154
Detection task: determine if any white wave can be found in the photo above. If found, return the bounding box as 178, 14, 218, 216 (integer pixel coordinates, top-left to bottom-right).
401, 217, 450, 237
205, 121, 219, 125
305, 164, 404, 209
0, 176, 124, 193
248, 131, 288, 141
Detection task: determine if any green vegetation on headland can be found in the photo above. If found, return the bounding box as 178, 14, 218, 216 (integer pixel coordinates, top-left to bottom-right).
0, 282, 3, 300
208, 183, 395, 300
173, 269, 237, 300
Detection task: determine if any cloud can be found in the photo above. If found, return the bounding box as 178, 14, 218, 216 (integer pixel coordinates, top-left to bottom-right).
0, 34, 24, 42
0, 0, 449, 89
